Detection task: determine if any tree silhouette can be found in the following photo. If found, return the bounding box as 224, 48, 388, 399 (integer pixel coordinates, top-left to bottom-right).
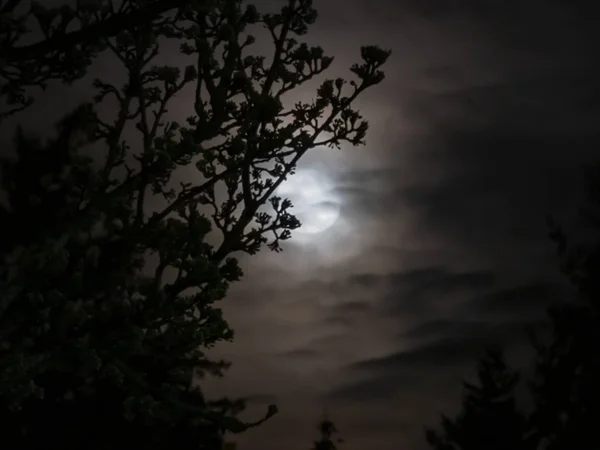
1, 0, 190, 62
425, 348, 532, 450
0, 0, 390, 448
528, 165, 600, 450
426, 162, 600, 450
313, 413, 343, 450
0, 0, 206, 118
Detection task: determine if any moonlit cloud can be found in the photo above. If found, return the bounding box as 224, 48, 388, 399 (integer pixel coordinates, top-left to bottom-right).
276, 168, 341, 236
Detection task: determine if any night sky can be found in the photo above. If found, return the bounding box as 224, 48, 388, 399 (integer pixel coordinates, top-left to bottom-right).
4, 1, 600, 449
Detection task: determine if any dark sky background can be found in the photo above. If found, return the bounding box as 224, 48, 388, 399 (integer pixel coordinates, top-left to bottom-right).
4, 0, 600, 449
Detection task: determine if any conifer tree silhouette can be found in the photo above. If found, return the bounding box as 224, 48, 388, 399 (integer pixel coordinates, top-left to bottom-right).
529, 164, 600, 450
426, 162, 600, 450
425, 348, 532, 450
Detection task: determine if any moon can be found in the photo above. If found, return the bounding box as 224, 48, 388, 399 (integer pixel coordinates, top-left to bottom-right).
275, 169, 341, 237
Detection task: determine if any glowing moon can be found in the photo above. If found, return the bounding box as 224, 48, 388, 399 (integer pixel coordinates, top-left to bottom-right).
275, 169, 341, 236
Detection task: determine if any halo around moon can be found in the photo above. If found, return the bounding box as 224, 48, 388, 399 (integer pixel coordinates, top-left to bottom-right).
275, 169, 341, 237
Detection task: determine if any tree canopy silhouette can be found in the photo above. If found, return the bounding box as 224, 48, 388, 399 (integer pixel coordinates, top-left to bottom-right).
0, 0, 390, 448
0, 0, 210, 117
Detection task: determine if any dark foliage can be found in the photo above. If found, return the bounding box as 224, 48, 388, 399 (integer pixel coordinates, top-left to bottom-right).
0, 1, 389, 449
528, 165, 600, 450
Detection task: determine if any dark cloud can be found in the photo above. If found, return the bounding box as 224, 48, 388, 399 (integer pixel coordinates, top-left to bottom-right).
327, 372, 414, 402
352, 338, 492, 371
461, 282, 573, 318
400, 73, 600, 131
328, 316, 546, 405
352, 318, 542, 374
347, 267, 496, 291
396, 131, 599, 274
398, 0, 599, 19
280, 348, 322, 359
332, 300, 372, 313
371, 268, 497, 316
314, 268, 498, 331
387, 268, 496, 291
320, 298, 375, 329
400, 319, 498, 341
346, 273, 381, 288
323, 280, 565, 410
